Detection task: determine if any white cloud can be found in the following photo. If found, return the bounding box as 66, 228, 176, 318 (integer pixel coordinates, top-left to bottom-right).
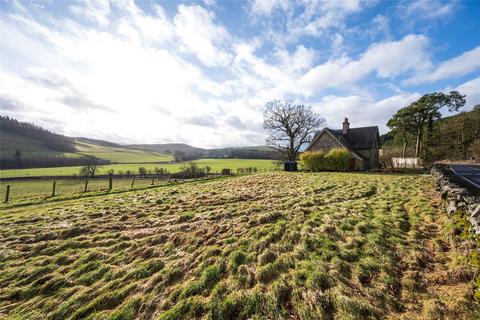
400, 0, 457, 21
174, 5, 232, 67
299, 35, 431, 94
249, 0, 291, 16
406, 46, 480, 85
455, 77, 480, 110
1, 1, 478, 148
313, 93, 421, 133
70, 0, 111, 27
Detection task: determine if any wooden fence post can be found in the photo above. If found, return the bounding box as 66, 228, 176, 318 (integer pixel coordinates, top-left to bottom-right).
109, 174, 113, 190
152, 177, 155, 185
131, 176, 136, 188
52, 181, 56, 196
4, 185, 10, 203
84, 179, 88, 192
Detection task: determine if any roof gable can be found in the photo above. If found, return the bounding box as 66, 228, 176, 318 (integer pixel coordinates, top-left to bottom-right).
306, 128, 366, 161
331, 126, 379, 150
307, 125, 379, 154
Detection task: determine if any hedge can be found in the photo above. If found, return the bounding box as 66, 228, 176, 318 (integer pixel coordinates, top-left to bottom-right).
300, 148, 350, 171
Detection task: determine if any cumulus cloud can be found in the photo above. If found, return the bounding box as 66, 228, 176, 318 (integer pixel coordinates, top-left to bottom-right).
0, 1, 478, 147
174, 4, 232, 67
406, 46, 480, 85
312, 93, 421, 133
299, 35, 431, 94
455, 77, 480, 110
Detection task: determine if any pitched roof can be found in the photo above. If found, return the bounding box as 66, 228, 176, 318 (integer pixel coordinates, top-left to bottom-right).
306, 126, 379, 159
331, 126, 379, 150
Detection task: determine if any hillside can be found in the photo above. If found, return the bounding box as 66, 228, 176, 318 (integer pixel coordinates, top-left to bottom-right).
0, 131, 78, 158
383, 106, 480, 161
75, 139, 173, 163
0, 117, 173, 168
128, 143, 281, 160
0, 116, 275, 170
127, 143, 203, 154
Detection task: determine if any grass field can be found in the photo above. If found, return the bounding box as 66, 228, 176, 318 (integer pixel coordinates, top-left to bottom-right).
0, 172, 478, 319
0, 159, 277, 178
75, 141, 173, 163
0, 177, 172, 207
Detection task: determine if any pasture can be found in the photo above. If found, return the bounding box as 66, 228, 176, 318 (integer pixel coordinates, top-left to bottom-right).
74, 141, 173, 163
0, 159, 276, 178
0, 172, 478, 319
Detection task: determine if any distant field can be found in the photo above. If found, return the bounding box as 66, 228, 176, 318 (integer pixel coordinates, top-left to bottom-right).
75, 140, 173, 163
0, 159, 277, 178
0, 172, 478, 319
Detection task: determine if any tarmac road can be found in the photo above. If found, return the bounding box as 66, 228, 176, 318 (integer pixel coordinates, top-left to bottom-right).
449, 164, 480, 190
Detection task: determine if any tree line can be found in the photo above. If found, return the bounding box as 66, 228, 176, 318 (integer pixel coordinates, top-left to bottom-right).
384, 91, 480, 163
173, 147, 282, 162
0, 116, 75, 152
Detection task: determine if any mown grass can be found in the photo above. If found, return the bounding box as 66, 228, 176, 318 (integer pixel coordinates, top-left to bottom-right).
0, 158, 276, 178
0, 172, 478, 319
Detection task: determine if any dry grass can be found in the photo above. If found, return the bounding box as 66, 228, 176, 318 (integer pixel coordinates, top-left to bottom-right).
0, 172, 478, 319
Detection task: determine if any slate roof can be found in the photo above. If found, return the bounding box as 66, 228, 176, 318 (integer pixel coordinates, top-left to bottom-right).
307, 126, 379, 161
330, 126, 379, 150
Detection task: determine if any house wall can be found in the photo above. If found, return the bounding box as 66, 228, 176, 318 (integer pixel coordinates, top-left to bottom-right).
308, 132, 365, 170
308, 132, 343, 152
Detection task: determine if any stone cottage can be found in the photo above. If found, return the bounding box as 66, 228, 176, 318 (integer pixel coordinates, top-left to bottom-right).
305, 118, 380, 170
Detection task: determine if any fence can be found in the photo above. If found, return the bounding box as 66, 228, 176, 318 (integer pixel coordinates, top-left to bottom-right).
0, 174, 206, 205
0, 167, 278, 205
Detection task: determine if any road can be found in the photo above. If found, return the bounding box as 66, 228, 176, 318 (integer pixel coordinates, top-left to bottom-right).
449, 164, 480, 191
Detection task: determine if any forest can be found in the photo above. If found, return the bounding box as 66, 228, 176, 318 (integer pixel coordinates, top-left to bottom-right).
383, 91, 480, 163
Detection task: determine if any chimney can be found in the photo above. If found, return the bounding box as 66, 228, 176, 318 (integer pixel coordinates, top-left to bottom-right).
342, 117, 349, 134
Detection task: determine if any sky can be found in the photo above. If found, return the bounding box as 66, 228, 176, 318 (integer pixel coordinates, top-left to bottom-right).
1, 0, 480, 148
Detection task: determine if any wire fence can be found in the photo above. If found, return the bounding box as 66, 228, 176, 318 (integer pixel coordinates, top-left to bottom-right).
0, 167, 280, 206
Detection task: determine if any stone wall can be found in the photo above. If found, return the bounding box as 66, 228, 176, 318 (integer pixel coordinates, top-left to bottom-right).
309, 132, 343, 153
432, 166, 480, 234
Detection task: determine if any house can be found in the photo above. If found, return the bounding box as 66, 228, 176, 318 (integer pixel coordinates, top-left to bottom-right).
305, 118, 380, 170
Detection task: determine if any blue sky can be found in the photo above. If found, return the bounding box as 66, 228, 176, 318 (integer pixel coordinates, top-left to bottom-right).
1, 0, 479, 148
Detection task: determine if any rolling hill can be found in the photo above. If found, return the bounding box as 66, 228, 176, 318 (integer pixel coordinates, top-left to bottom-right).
128, 143, 281, 160
0, 116, 277, 170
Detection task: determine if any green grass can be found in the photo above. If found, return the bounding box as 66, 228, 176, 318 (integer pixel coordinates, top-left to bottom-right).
75, 140, 173, 163
0, 131, 78, 158
0, 158, 277, 178
0, 172, 478, 319
0, 133, 171, 163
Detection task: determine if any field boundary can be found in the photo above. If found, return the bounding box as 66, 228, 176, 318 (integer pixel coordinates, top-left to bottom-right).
0, 174, 238, 210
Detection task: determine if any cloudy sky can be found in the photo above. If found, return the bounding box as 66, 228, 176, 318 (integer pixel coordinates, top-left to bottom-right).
1, 0, 480, 148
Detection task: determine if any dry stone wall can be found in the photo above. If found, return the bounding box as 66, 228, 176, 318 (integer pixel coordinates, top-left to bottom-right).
432, 166, 480, 234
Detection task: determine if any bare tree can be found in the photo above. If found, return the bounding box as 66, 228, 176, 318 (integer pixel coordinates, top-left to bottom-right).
263, 100, 325, 161
80, 158, 99, 177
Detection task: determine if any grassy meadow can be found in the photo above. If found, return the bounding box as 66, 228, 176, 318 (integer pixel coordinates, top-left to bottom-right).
74, 141, 173, 163
0, 172, 478, 319
0, 159, 277, 178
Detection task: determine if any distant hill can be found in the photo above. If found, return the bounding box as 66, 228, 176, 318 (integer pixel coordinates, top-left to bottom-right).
76, 137, 122, 148
127, 143, 204, 154
0, 116, 277, 169
128, 144, 281, 160
0, 116, 172, 169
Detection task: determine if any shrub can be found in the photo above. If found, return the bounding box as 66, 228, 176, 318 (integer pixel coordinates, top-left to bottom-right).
138, 167, 147, 175
325, 148, 350, 171
300, 148, 350, 171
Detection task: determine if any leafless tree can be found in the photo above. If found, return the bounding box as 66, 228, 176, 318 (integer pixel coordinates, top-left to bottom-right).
80, 158, 99, 177
263, 100, 325, 161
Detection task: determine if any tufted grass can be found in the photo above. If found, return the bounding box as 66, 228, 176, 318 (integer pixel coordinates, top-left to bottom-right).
0, 172, 478, 319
